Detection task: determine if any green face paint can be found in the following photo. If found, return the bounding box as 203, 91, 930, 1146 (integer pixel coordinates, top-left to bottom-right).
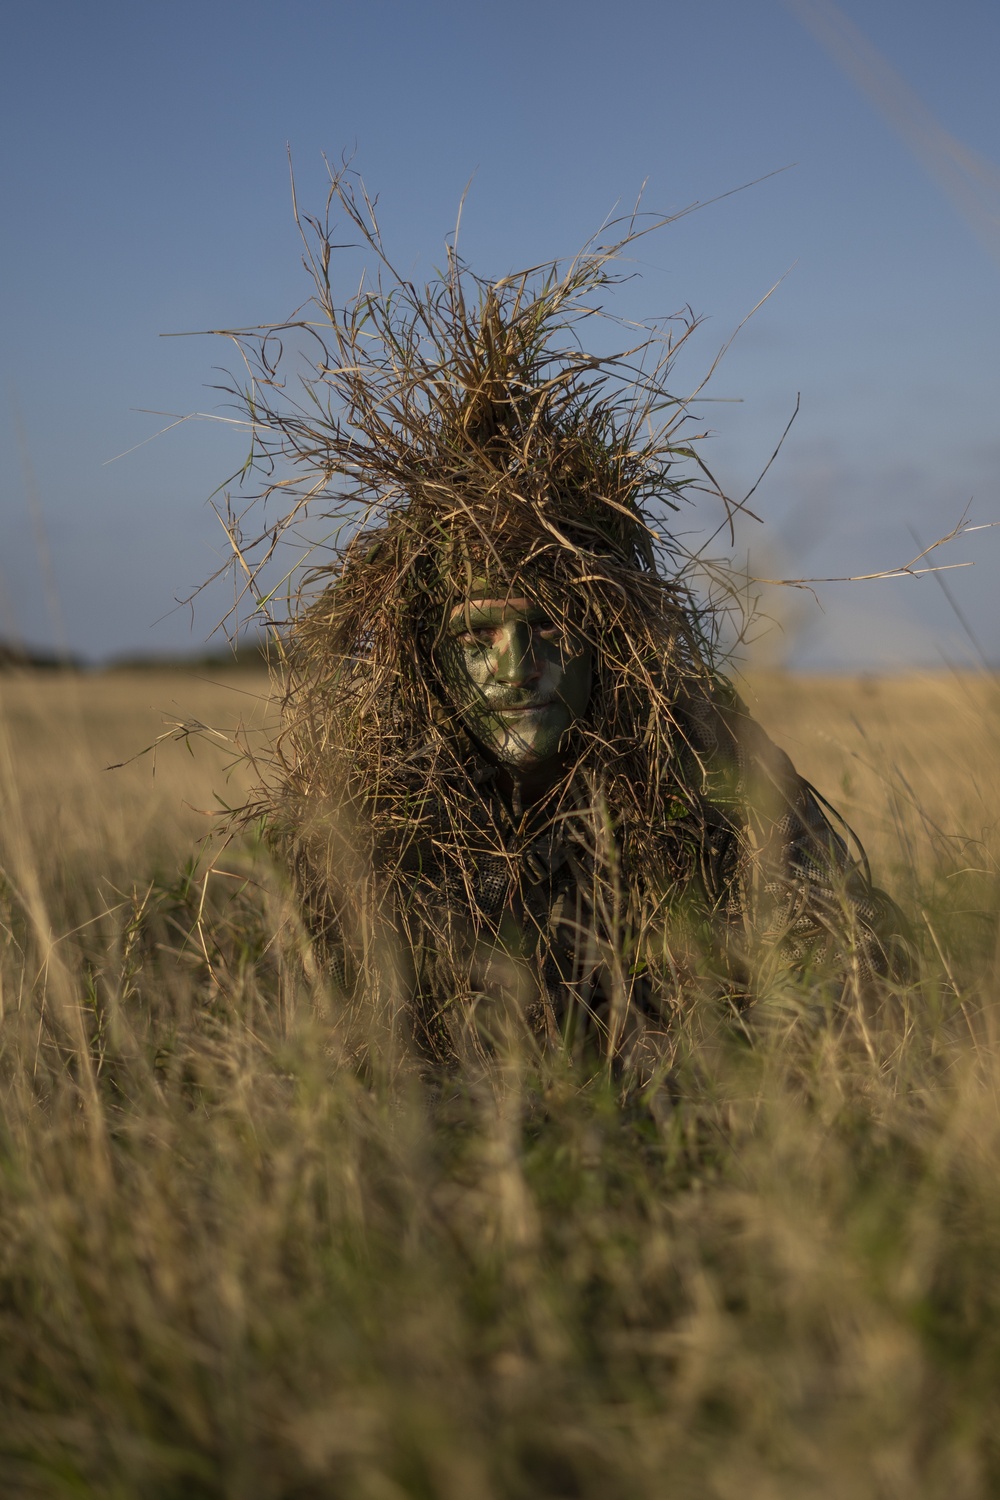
438, 594, 593, 774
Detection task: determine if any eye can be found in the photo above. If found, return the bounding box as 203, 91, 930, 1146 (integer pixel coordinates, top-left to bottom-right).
455, 628, 495, 647
534, 618, 570, 646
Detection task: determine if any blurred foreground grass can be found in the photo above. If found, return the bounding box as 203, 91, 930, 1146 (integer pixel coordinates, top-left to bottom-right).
0, 667, 998, 1498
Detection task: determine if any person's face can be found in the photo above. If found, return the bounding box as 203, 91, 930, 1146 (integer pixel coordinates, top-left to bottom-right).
439, 595, 593, 774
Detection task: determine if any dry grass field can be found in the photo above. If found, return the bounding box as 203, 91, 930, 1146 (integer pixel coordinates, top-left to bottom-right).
0, 666, 998, 1498
744, 670, 1000, 863
3, 666, 994, 884
0, 668, 274, 886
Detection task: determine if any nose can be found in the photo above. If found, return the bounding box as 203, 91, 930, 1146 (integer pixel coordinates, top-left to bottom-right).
492, 621, 541, 685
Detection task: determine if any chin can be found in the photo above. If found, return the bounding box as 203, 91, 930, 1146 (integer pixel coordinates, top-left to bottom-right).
498, 738, 567, 771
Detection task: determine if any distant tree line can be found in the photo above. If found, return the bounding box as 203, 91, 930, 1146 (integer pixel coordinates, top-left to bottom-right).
0, 636, 273, 673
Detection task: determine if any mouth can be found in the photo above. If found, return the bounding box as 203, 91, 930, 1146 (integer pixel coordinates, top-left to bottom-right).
496, 700, 555, 718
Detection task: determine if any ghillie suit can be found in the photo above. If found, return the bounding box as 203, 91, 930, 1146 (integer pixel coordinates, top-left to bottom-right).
227, 173, 912, 1080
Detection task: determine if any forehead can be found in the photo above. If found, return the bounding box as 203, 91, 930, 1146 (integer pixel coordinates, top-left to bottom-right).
447, 596, 550, 627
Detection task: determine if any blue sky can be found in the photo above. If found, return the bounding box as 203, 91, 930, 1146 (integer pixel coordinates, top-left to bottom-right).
2, 0, 998, 668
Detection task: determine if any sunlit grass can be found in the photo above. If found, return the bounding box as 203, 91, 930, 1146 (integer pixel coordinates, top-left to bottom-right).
0, 667, 996, 1498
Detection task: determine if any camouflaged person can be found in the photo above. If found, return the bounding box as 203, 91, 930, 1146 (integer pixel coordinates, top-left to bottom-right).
253, 206, 913, 1082
278, 527, 913, 1083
